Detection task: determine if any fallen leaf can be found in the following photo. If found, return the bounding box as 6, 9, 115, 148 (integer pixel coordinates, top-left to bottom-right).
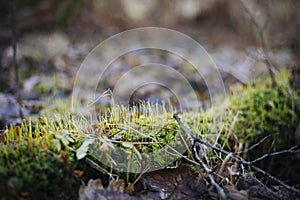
73, 170, 84, 178
76, 138, 94, 160
138, 166, 209, 199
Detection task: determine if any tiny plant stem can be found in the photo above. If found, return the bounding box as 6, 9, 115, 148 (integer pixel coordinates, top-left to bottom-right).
239, 0, 277, 87
10, 0, 23, 119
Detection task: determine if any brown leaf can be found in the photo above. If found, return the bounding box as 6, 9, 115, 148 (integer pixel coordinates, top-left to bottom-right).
125, 182, 135, 195
138, 166, 209, 200
73, 170, 84, 178
79, 179, 136, 200
228, 133, 240, 153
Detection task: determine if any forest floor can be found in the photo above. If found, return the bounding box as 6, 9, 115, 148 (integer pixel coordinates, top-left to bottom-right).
0, 1, 300, 199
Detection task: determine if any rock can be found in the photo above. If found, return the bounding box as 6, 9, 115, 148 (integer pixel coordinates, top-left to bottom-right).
0, 93, 29, 127
21, 75, 41, 99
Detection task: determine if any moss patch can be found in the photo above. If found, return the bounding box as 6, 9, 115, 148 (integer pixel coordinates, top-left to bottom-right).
0, 143, 78, 199
0, 71, 299, 198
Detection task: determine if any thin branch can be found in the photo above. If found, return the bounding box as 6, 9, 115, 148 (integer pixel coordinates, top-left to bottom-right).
85, 157, 115, 180
193, 142, 227, 200
166, 143, 201, 167
10, 0, 23, 119
237, 134, 272, 155
173, 114, 195, 142
250, 146, 300, 164
174, 114, 227, 199
218, 152, 233, 177
174, 114, 300, 195
239, 0, 276, 87
174, 114, 232, 155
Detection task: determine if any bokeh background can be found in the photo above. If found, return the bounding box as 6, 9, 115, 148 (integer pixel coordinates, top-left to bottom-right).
0, 0, 299, 125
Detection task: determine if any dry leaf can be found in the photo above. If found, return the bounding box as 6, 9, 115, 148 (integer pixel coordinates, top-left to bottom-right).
73, 170, 84, 178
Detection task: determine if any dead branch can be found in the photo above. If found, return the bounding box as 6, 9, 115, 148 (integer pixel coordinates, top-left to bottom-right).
237, 134, 272, 155
10, 0, 23, 119
250, 146, 300, 164
174, 114, 300, 195
193, 142, 227, 200
239, 0, 277, 87
174, 114, 227, 199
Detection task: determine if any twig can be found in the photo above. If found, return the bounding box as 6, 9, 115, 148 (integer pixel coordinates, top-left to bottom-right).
165, 143, 201, 167
174, 114, 227, 199
10, 0, 23, 119
218, 152, 233, 178
239, 0, 277, 87
173, 114, 195, 142
174, 114, 300, 195
237, 134, 272, 155
250, 146, 300, 164
85, 157, 115, 180
193, 142, 227, 200
174, 114, 231, 155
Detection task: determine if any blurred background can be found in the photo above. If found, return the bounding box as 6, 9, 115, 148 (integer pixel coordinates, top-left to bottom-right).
0, 0, 299, 126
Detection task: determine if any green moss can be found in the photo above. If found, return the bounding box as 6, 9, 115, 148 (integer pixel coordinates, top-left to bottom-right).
221, 73, 300, 183
0, 116, 85, 199
0, 143, 78, 199
0, 70, 299, 196
229, 81, 299, 150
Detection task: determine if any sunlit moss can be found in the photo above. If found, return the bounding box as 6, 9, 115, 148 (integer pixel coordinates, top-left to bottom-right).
228, 73, 299, 149
0, 70, 299, 198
